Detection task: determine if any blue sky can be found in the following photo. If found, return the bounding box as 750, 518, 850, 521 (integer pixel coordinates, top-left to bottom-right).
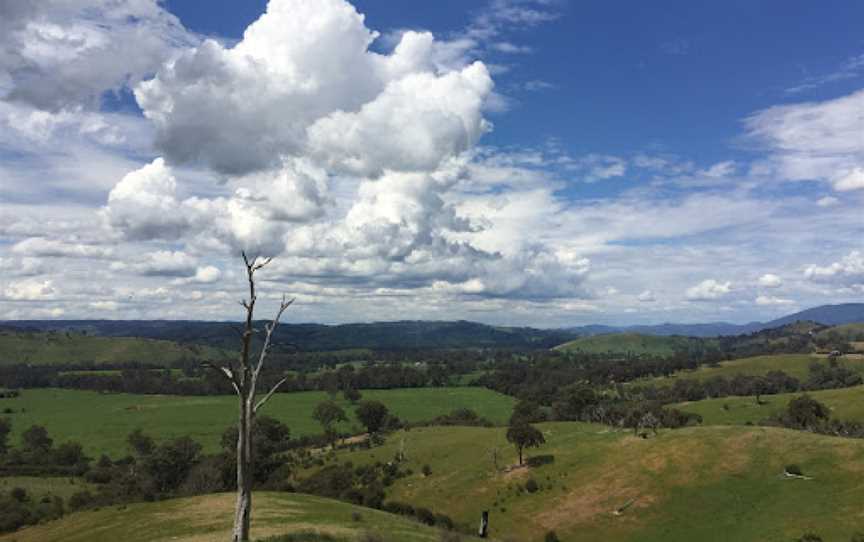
1, 0, 863, 326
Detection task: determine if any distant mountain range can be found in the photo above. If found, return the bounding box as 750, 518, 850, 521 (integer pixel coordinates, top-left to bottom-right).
3, 302, 864, 350
565, 303, 864, 337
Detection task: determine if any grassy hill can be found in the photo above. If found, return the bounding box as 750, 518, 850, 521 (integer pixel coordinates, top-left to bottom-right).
0, 387, 515, 457
296, 422, 864, 541
673, 384, 864, 426
0, 492, 448, 542
553, 333, 698, 357
632, 353, 864, 386
0, 330, 231, 366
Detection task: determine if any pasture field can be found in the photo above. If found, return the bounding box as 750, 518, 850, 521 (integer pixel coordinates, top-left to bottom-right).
631, 354, 854, 386
0, 331, 231, 366
0, 387, 515, 457
0, 492, 449, 542
673, 384, 864, 426
553, 333, 697, 357
300, 422, 864, 541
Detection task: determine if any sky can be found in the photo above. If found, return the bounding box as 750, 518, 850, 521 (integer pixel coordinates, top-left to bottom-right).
1, 0, 863, 327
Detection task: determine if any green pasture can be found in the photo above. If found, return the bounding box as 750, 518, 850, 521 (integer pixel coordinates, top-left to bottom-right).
0, 387, 515, 457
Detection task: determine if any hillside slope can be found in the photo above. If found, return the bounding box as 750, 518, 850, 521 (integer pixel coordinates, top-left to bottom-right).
674, 384, 864, 426
302, 423, 864, 541
0, 492, 447, 542
553, 333, 698, 356
0, 330, 231, 366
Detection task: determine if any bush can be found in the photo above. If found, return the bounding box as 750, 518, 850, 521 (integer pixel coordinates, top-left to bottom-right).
422, 464, 432, 476
796, 534, 822, 542
525, 479, 539, 493
415, 506, 436, 526
785, 464, 803, 476
68, 490, 95, 511
545, 531, 561, 542
9, 487, 27, 502
434, 513, 455, 530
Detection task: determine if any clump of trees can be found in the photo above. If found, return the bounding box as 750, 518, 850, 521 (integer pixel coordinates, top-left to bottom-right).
766, 395, 864, 439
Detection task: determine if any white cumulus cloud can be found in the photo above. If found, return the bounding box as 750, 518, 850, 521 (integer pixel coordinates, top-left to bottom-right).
757, 273, 783, 288
686, 279, 732, 301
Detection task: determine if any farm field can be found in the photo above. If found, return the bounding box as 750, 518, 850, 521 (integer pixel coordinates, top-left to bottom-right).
632, 354, 853, 386
0, 331, 231, 366
0, 387, 515, 457
0, 492, 449, 542
672, 385, 864, 426
553, 333, 700, 357
298, 422, 864, 541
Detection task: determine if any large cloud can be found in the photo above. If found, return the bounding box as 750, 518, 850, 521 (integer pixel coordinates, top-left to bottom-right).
134, 0, 492, 177
0, 0, 197, 111
99, 0, 584, 301
746, 89, 864, 191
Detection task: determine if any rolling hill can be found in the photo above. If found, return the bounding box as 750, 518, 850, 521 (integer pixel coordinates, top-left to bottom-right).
0, 330, 231, 366
0, 492, 448, 542
552, 333, 699, 356
673, 384, 864, 426
6, 422, 864, 541
295, 422, 864, 541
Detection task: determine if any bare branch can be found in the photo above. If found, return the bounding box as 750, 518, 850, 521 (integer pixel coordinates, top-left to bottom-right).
201, 362, 241, 395
252, 295, 295, 385
254, 376, 289, 413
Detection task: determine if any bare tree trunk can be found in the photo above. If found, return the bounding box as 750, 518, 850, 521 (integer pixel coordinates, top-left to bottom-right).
233, 397, 253, 542
205, 253, 293, 542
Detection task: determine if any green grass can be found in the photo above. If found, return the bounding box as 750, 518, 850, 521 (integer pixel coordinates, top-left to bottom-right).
0, 387, 515, 457
0, 492, 451, 542
0, 476, 95, 500
631, 354, 856, 387
672, 385, 864, 426
553, 333, 697, 357
0, 331, 231, 366
302, 423, 864, 541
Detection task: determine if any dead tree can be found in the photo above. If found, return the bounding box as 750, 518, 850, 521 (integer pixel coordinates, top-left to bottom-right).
207, 253, 293, 542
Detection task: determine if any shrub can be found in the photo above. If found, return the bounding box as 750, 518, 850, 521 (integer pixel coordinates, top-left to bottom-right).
545, 531, 561, 542
434, 513, 455, 530
422, 464, 432, 476
415, 506, 436, 526
525, 479, 539, 493
351, 511, 363, 522
10, 487, 27, 502
796, 534, 823, 542
68, 490, 95, 511
785, 464, 803, 476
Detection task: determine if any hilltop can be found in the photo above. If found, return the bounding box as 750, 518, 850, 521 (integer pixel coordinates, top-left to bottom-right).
0, 492, 448, 542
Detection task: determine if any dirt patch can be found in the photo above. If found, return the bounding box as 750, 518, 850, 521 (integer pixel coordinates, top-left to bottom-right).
535, 464, 658, 532
501, 464, 531, 481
